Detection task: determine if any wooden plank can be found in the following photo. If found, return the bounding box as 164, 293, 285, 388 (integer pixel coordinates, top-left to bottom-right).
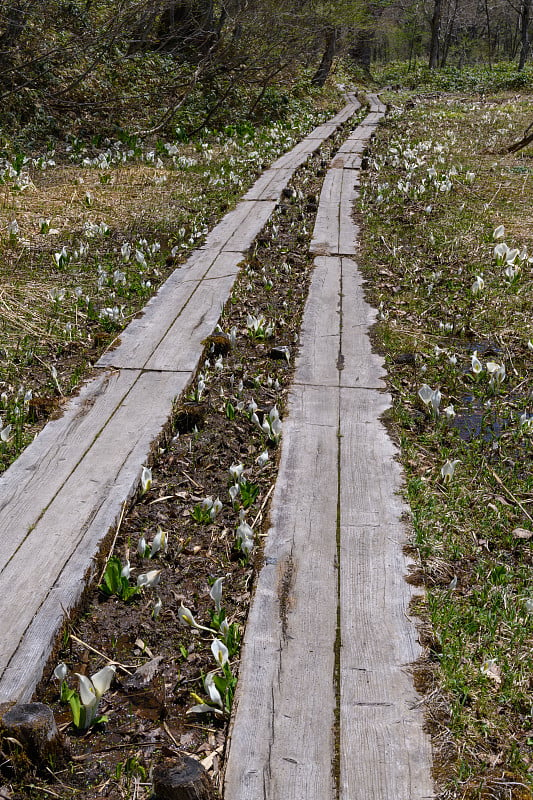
224, 384, 339, 800
223, 201, 277, 251
98, 252, 243, 370
340, 258, 386, 390
0, 371, 191, 702
0, 368, 139, 568
294, 256, 341, 387
310, 169, 341, 255
337, 137, 367, 153
345, 93, 361, 108
144, 274, 236, 372
244, 168, 295, 200
339, 524, 420, 664
359, 112, 383, 126
367, 94, 387, 114
329, 101, 361, 125
338, 170, 359, 255
339, 525, 434, 799
310, 171, 359, 256
339, 708, 435, 800
331, 152, 362, 169
306, 123, 338, 139
338, 384, 434, 797
338, 388, 405, 522
201, 200, 275, 252
270, 139, 321, 170
203, 251, 245, 280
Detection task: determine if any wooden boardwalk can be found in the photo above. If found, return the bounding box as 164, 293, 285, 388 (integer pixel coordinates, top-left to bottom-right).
0, 93, 361, 704
0, 91, 435, 800
223, 95, 435, 800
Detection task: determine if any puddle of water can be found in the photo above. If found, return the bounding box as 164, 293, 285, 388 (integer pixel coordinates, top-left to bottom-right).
451, 395, 508, 442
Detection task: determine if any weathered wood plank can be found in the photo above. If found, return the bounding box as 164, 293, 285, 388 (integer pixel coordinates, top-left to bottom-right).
306, 123, 339, 139
338, 382, 434, 797
310, 169, 341, 255
345, 93, 361, 108
339, 524, 434, 799
223, 201, 277, 251
0, 368, 139, 568
367, 94, 387, 114
359, 112, 383, 126
338, 388, 405, 522
340, 258, 386, 389
243, 168, 295, 200
224, 384, 339, 800
331, 152, 362, 169
202, 251, 245, 280
329, 101, 361, 124
201, 200, 275, 252
293, 256, 341, 386
144, 274, 236, 372
0, 370, 191, 702
338, 169, 359, 255
310, 170, 359, 256
270, 139, 322, 170
98, 252, 242, 369
339, 524, 420, 664
337, 136, 367, 153
339, 708, 435, 800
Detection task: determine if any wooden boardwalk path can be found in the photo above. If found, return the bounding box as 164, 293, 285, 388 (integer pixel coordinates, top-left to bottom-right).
0, 91, 435, 800
223, 95, 435, 800
0, 93, 361, 704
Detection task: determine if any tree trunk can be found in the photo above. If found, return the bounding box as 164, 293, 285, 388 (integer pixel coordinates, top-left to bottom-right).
312, 27, 339, 87
429, 0, 444, 68
348, 28, 373, 76
518, 0, 532, 69
484, 0, 493, 68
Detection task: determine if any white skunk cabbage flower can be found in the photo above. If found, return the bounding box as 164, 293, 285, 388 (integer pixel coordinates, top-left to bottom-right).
209, 577, 224, 611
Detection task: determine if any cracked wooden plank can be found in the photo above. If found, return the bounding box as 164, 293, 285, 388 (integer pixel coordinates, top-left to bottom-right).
201, 200, 276, 252
310, 170, 359, 256
293, 256, 341, 387
0, 368, 139, 570
331, 152, 362, 169
0, 370, 191, 703
98, 252, 243, 370
338, 387, 435, 798
244, 168, 295, 200
224, 384, 338, 800
144, 274, 237, 372
340, 258, 387, 390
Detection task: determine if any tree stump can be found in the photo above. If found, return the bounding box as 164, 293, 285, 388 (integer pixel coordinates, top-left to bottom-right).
0, 702, 70, 773
153, 755, 217, 799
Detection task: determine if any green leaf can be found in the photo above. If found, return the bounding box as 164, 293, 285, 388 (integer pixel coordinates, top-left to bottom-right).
68, 693, 81, 729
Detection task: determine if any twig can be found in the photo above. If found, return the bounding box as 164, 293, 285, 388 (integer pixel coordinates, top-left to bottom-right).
251, 483, 275, 529
490, 468, 533, 523
163, 721, 181, 749
183, 470, 204, 490
69, 633, 134, 674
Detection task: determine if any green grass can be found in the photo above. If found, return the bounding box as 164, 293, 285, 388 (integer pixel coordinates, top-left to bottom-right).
359, 90, 533, 798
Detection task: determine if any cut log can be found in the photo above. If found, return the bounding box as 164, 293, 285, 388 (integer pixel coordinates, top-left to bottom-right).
153, 755, 217, 799
0, 702, 70, 772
